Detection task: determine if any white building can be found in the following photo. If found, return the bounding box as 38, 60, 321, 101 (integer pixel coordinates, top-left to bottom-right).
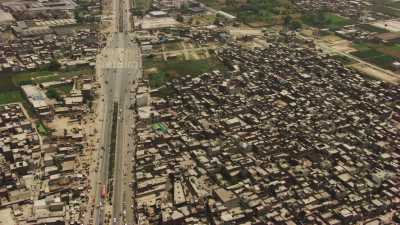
160, 0, 187, 9
21, 85, 53, 119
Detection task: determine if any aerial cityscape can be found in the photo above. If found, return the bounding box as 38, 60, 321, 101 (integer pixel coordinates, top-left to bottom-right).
0, 0, 399, 224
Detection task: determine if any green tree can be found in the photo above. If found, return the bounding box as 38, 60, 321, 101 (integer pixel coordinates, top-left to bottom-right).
46, 88, 59, 100
48, 60, 61, 71
283, 15, 292, 28
314, 9, 328, 27
290, 20, 302, 30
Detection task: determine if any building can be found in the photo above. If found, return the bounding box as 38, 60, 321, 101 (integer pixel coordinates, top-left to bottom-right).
160, 0, 187, 9
21, 85, 53, 119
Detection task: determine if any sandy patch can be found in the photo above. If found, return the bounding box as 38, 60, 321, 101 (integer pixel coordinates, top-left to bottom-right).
351, 63, 400, 84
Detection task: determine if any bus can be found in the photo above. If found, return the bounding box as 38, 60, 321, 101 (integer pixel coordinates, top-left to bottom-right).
101, 185, 107, 199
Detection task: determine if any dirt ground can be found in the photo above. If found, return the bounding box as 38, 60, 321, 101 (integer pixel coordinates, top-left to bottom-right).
351, 63, 400, 84
0, 31, 16, 41
46, 116, 81, 136
370, 19, 400, 32
320, 35, 356, 53
229, 27, 263, 39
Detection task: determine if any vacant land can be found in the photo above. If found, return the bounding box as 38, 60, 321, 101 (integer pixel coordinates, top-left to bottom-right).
192, 14, 217, 26
351, 63, 400, 84
133, 0, 151, 11
351, 42, 399, 70
0, 66, 93, 105
0, 66, 93, 88
46, 84, 74, 100
198, 0, 225, 10
199, 0, 298, 26
358, 24, 388, 33
370, 19, 400, 32
0, 91, 25, 105
36, 121, 49, 136
144, 57, 226, 89
302, 12, 352, 30
163, 42, 182, 51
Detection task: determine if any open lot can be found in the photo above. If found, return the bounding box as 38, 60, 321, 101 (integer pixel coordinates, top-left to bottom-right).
191, 14, 217, 26
358, 24, 388, 33
370, 19, 400, 32
0, 66, 93, 105
351, 63, 400, 84
36, 121, 49, 136
350, 42, 400, 70
133, 0, 151, 11
198, 0, 298, 26
0, 90, 25, 105
144, 57, 226, 89
302, 12, 352, 30
163, 42, 183, 51
319, 35, 356, 53
198, 0, 225, 10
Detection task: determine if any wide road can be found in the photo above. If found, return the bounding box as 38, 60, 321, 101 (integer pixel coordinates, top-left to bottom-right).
93, 0, 141, 221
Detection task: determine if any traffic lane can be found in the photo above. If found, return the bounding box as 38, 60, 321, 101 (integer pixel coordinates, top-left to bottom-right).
111, 67, 134, 223
95, 69, 117, 225
95, 75, 113, 224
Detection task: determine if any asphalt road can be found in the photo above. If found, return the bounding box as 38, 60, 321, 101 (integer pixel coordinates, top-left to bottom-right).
93, 0, 141, 222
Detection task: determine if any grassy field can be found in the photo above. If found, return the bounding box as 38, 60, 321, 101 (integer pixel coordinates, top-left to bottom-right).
302, 12, 352, 30
0, 66, 93, 106
163, 42, 182, 52
0, 66, 93, 87
46, 84, 74, 100
198, 0, 298, 26
133, 0, 151, 11
56, 84, 73, 95
192, 14, 217, 26
352, 42, 400, 57
198, 0, 224, 10
351, 42, 398, 70
36, 121, 49, 136
144, 57, 226, 89
0, 91, 25, 105
149, 71, 168, 88
358, 24, 388, 33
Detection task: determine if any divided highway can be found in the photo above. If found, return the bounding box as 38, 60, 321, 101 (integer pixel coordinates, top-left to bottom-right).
93, 0, 141, 222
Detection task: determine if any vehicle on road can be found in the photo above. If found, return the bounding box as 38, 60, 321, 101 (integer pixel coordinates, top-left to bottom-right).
101, 185, 107, 199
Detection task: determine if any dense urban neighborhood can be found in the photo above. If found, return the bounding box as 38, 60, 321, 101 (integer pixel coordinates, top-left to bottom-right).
0, 0, 399, 224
